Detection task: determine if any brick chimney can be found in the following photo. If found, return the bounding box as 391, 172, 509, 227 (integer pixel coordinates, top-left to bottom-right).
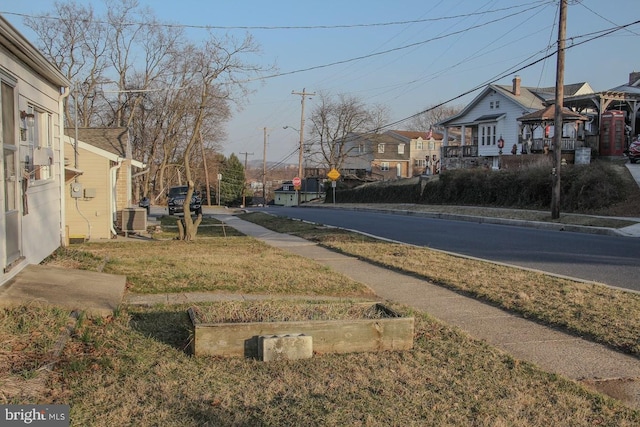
629, 71, 640, 86
512, 75, 521, 96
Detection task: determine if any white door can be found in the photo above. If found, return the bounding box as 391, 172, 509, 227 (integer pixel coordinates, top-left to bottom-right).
2, 81, 21, 265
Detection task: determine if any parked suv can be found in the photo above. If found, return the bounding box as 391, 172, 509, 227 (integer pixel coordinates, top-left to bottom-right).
167, 185, 202, 216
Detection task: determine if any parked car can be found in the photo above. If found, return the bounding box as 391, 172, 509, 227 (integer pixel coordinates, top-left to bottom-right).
167, 186, 202, 216
625, 137, 640, 164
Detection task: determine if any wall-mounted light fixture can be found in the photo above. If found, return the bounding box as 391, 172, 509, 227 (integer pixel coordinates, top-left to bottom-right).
20, 110, 35, 141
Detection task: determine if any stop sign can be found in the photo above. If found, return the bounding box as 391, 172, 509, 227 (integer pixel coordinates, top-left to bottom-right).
292, 177, 301, 187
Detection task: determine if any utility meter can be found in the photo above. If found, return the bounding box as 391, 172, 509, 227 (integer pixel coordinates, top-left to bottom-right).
71, 182, 83, 198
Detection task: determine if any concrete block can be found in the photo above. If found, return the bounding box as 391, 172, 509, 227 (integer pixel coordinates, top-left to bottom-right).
258, 334, 313, 362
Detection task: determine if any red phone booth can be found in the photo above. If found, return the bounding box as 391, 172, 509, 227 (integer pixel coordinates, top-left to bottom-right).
600, 110, 626, 156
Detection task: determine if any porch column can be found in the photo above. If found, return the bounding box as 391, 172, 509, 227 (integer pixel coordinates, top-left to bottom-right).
632, 100, 639, 137
460, 125, 466, 146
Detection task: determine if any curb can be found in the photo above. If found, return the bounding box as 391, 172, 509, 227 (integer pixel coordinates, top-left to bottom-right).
300, 205, 635, 237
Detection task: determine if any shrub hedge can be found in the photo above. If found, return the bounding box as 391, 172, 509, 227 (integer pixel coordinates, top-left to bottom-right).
330, 162, 629, 213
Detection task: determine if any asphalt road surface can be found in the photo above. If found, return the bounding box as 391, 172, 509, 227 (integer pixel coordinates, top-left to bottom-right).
258, 206, 640, 292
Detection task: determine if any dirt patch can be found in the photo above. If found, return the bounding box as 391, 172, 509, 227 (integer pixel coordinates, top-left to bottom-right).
581, 378, 640, 410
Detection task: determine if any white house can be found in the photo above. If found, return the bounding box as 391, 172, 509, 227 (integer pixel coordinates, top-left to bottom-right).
437, 76, 594, 169
0, 15, 71, 285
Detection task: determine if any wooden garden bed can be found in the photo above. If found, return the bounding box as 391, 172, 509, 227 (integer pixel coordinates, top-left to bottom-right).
188, 301, 414, 358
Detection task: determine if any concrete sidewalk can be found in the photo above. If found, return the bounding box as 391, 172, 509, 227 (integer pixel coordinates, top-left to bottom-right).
214, 213, 640, 409
0, 264, 126, 317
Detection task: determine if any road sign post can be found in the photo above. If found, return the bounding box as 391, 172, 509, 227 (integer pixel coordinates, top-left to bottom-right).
293, 177, 301, 205
327, 169, 340, 204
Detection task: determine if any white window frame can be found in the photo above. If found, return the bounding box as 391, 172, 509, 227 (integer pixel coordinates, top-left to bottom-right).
398, 143, 405, 154
21, 106, 53, 182
378, 143, 385, 153
416, 140, 423, 150
380, 162, 389, 171
480, 124, 497, 146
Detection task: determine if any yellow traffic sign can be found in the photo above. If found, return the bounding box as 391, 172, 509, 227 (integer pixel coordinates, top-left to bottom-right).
327, 168, 341, 181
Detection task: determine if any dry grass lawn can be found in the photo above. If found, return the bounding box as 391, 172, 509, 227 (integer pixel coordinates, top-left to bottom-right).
1, 218, 638, 425
2, 302, 638, 426
240, 212, 640, 356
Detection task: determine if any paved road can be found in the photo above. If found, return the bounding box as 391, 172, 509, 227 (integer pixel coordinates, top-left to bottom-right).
258, 206, 640, 292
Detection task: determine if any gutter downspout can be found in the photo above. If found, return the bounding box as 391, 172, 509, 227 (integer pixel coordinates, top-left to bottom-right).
58, 86, 71, 247
110, 160, 123, 238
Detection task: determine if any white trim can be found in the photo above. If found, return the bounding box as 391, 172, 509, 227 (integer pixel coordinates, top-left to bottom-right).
63, 135, 145, 168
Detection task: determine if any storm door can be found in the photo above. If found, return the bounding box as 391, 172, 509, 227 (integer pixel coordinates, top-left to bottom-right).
2, 81, 20, 265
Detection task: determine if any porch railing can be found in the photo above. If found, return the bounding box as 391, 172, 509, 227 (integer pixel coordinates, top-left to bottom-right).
442, 145, 479, 158
520, 137, 580, 152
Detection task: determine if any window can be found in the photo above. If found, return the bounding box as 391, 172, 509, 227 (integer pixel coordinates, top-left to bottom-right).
480, 124, 497, 146
429, 141, 435, 150
398, 143, 405, 154
380, 162, 389, 171
21, 106, 53, 181
416, 140, 423, 150
495, 100, 500, 109
378, 143, 385, 153
490, 101, 494, 109
415, 159, 426, 167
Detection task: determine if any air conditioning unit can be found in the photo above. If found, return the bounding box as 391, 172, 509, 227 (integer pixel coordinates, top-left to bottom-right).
118, 208, 147, 235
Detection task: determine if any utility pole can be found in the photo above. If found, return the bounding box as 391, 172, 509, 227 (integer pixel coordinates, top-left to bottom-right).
263, 127, 268, 204
551, 0, 567, 219
292, 88, 315, 204
239, 151, 253, 208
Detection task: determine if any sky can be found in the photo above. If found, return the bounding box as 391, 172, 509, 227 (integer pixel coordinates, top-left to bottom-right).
2, 0, 639, 166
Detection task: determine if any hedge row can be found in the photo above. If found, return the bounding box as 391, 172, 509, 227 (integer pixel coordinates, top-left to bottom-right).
330, 162, 628, 213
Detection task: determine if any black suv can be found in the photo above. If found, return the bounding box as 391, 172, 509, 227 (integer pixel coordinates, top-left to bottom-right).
167, 185, 202, 216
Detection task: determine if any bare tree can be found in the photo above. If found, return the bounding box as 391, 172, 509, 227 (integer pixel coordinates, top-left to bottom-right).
174, 33, 268, 240
25, 1, 110, 127
409, 103, 463, 132
308, 92, 388, 170
26, 0, 272, 241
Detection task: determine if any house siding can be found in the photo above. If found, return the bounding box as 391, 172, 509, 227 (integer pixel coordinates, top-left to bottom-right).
64, 144, 112, 240
1, 16, 69, 286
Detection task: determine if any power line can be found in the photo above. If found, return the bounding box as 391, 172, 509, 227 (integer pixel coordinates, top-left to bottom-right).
0, 2, 551, 31
374, 17, 640, 132
246, 2, 550, 82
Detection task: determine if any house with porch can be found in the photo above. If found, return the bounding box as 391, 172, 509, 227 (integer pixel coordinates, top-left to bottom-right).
437, 75, 594, 170
385, 130, 444, 176
338, 130, 443, 180
0, 15, 71, 286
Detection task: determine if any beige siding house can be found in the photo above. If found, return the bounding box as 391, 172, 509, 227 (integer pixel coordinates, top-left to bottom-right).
0, 15, 70, 286
64, 128, 144, 240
